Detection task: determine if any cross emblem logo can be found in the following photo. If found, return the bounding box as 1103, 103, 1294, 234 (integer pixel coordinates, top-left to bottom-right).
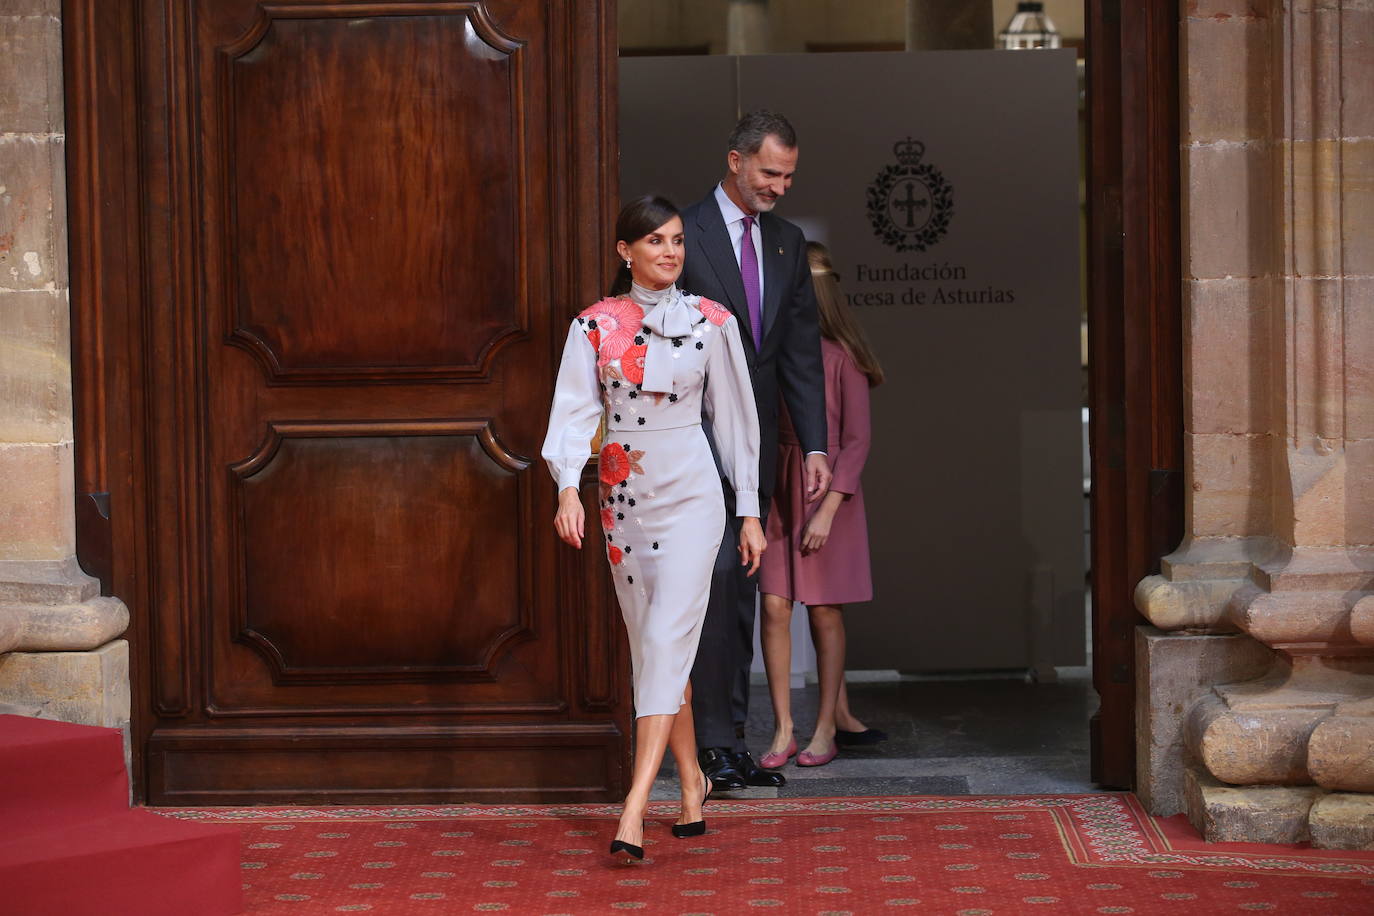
866, 137, 953, 253
889, 179, 932, 230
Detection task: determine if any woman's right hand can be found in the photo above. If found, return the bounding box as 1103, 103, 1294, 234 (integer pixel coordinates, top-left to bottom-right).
554, 487, 584, 548
738, 516, 767, 577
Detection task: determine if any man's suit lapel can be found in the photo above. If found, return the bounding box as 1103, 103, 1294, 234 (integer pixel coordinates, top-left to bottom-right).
695, 201, 749, 326
760, 214, 785, 347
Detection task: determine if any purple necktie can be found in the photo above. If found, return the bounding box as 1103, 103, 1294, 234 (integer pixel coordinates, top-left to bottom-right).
739, 215, 763, 346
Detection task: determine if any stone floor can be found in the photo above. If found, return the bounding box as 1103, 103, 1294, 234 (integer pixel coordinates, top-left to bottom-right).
650, 669, 1098, 800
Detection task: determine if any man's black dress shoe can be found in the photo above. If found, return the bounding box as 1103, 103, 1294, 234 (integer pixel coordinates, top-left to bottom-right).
700, 747, 746, 791
734, 749, 787, 788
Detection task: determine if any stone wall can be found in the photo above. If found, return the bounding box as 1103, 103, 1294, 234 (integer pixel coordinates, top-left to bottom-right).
0, 0, 130, 737
1, 0, 70, 561
1135, 0, 1374, 850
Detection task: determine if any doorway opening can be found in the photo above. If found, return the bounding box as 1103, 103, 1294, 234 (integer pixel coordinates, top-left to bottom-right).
616, 0, 1180, 798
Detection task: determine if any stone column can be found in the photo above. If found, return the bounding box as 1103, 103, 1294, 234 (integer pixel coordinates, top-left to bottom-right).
727, 0, 771, 55
0, 1, 130, 734
907, 0, 994, 50
1135, 0, 1374, 849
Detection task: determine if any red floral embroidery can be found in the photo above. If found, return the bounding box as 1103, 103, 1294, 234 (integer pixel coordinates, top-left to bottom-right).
698, 297, 731, 327
599, 443, 630, 485
578, 297, 642, 366
600, 507, 615, 531
620, 343, 648, 385
586, 328, 601, 351
607, 544, 623, 565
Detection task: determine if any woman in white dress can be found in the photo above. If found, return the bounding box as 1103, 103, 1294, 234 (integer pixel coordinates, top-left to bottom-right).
543, 197, 765, 861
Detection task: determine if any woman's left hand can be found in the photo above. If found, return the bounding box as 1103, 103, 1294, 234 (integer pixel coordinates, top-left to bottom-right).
738, 517, 767, 577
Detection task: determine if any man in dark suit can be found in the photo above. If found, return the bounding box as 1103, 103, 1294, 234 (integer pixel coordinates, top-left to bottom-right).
680, 110, 832, 790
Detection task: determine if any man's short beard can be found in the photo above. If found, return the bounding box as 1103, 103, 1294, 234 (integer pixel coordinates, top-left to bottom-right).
734, 170, 775, 213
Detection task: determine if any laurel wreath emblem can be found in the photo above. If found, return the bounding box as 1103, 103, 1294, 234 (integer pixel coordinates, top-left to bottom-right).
866, 159, 954, 254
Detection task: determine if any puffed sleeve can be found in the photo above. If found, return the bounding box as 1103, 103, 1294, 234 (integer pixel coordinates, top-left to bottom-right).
541, 319, 603, 491
703, 315, 762, 517
828, 350, 872, 496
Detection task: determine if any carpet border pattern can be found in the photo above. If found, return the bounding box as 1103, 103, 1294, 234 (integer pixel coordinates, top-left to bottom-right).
158, 793, 1374, 879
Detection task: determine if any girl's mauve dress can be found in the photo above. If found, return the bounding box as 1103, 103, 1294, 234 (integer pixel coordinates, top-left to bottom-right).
760, 338, 873, 606
542, 283, 760, 718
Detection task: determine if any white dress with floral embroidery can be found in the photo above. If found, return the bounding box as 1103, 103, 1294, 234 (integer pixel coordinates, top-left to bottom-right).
542, 282, 760, 718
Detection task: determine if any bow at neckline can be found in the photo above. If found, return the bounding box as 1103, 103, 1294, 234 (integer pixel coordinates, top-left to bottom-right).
634, 285, 695, 394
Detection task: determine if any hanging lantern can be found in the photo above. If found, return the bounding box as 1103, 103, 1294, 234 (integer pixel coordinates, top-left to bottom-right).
998, 1, 1062, 50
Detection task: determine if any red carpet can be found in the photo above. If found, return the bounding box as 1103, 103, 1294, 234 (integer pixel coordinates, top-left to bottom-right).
160, 794, 1374, 914
0, 714, 242, 915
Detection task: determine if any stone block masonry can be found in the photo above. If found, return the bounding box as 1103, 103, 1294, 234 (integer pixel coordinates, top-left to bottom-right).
0, 0, 130, 751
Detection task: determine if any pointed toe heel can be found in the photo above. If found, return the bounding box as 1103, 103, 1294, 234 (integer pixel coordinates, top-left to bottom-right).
609, 839, 644, 860
672, 769, 713, 840
671, 819, 706, 839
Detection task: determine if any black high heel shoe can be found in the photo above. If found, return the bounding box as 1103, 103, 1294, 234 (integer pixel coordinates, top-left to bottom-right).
671, 769, 713, 839
608, 838, 644, 860
609, 821, 645, 860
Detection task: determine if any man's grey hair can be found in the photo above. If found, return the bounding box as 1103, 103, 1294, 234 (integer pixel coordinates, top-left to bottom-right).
728, 110, 797, 156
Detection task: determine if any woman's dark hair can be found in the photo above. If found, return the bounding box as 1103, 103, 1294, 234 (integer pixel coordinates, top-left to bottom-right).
610, 195, 680, 296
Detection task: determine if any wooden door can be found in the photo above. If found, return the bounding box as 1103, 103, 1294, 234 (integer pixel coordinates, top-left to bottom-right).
1085, 0, 1185, 789
65, 0, 626, 804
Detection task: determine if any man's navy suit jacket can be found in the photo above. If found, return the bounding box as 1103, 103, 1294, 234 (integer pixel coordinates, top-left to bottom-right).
678, 189, 828, 508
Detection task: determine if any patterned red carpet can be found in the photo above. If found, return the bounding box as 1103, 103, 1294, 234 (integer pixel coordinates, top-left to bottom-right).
159, 795, 1374, 914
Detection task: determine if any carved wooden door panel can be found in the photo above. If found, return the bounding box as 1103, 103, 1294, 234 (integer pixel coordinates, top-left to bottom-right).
66, 0, 625, 804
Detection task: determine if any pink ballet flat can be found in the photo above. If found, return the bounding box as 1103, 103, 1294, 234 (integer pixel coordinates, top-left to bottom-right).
797, 743, 839, 767
758, 738, 797, 770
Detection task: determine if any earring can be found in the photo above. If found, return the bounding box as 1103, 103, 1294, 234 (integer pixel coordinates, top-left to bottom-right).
625, 259, 632, 268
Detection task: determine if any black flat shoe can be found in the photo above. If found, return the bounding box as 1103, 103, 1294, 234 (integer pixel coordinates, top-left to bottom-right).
700, 746, 746, 791
835, 727, 889, 747
609, 838, 644, 860
672, 770, 713, 838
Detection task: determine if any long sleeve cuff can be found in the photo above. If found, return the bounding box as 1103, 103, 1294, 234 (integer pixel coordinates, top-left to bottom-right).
734, 490, 760, 518
557, 468, 583, 491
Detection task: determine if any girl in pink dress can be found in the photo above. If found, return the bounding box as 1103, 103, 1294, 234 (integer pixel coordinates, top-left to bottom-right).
758, 242, 885, 768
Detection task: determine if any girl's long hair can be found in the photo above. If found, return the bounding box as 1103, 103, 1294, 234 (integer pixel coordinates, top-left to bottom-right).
609, 196, 680, 296
808, 241, 884, 386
